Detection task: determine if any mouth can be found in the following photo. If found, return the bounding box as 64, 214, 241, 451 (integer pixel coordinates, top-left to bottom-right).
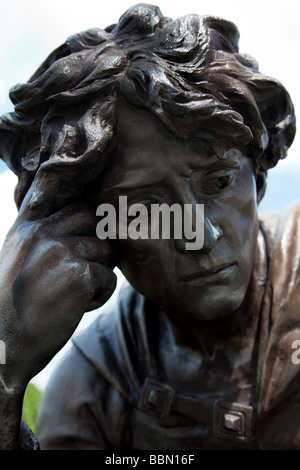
182, 263, 236, 285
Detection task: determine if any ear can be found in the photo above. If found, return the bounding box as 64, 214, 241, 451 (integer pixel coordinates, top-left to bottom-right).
256, 170, 267, 205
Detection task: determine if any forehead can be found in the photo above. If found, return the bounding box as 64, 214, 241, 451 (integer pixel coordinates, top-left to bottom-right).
102, 101, 248, 192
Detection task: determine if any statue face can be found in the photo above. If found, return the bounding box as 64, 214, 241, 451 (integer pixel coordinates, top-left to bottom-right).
95, 101, 259, 322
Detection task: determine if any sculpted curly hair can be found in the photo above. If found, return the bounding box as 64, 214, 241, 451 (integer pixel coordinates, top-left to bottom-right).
0, 3, 296, 209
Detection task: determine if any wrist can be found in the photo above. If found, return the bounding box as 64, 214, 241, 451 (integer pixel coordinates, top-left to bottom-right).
0, 377, 25, 402
0, 377, 26, 450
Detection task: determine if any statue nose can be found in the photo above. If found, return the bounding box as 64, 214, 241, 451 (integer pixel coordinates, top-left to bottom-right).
200, 216, 223, 254
174, 214, 223, 254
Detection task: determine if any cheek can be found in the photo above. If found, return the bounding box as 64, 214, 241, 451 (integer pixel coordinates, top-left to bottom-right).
237, 175, 259, 251
218, 172, 258, 250
113, 238, 172, 297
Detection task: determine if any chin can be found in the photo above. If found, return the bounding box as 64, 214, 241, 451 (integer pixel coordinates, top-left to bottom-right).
168, 286, 247, 322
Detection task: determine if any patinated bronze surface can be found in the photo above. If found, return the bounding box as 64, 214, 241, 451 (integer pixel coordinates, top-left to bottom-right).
0, 4, 298, 449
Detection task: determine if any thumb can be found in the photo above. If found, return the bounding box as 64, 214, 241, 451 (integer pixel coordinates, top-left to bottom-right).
18, 164, 81, 221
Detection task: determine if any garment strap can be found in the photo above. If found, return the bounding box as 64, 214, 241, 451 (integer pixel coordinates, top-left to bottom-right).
138, 377, 253, 442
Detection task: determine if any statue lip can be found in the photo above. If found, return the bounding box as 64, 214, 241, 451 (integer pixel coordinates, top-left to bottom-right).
182, 263, 236, 282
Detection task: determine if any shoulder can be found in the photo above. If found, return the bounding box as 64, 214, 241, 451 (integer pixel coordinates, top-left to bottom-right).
36, 337, 133, 449
72, 281, 157, 403
258, 201, 300, 414
36, 281, 157, 449
259, 200, 300, 308
259, 200, 300, 258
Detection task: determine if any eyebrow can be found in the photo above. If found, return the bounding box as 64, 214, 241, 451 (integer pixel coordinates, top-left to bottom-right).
104, 177, 166, 192
104, 154, 243, 191
189, 159, 242, 171
104, 168, 169, 191
108, 182, 156, 191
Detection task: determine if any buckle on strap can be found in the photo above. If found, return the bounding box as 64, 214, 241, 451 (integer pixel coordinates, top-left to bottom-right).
138, 378, 175, 418
138, 378, 254, 442
213, 400, 253, 442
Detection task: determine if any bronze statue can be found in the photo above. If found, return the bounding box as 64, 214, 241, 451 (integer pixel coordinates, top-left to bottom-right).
0, 3, 298, 450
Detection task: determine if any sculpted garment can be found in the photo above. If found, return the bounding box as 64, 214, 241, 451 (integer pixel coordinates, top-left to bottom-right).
35, 202, 300, 450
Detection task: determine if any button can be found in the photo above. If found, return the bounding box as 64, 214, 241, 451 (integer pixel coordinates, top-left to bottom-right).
223, 413, 242, 432
213, 400, 253, 442
148, 388, 165, 409
138, 378, 175, 418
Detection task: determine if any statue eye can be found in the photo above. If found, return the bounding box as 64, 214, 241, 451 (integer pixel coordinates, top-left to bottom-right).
215, 174, 232, 190
202, 170, 236, 194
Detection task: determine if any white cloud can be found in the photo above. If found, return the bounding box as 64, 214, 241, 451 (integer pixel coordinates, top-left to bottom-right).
0, 171, 17, 248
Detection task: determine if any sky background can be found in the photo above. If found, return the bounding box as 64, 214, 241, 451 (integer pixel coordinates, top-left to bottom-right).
0, 0, 299, 389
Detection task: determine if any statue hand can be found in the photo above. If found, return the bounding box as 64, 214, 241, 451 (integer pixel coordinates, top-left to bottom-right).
0, 181, 116, 390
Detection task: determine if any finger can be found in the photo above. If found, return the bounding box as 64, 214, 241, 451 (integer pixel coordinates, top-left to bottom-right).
86, 262, 117, 311
42, 201, 98, 238
18, 165, 81, 221
61, 236, 114, 268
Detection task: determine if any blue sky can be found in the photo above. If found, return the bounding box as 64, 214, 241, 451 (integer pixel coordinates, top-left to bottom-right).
0, 0, 299, 389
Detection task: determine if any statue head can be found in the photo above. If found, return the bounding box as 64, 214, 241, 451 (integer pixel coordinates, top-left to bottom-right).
0, 4, 296, 323
0, 3, 295, 208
